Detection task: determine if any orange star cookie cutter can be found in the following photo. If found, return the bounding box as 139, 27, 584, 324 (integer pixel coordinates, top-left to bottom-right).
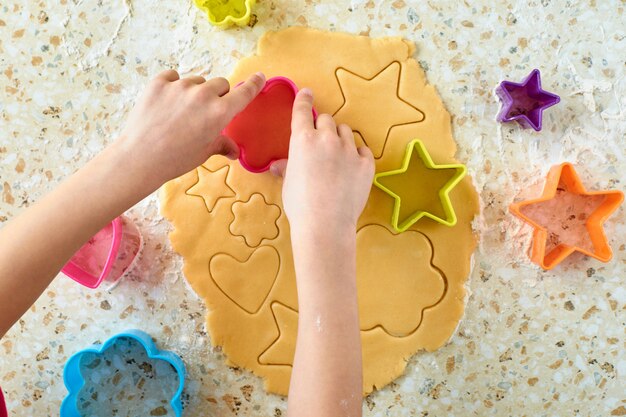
510, 163, 623, 270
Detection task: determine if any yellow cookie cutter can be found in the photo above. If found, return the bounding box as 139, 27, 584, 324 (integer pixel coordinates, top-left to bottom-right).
374, 139, 467, 232
193, 0, 256, 29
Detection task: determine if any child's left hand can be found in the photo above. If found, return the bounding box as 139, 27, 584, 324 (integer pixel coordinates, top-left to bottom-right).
118, 70, 265, 187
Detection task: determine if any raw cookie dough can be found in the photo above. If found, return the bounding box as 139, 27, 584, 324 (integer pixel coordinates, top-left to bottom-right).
160, 27, 479, 395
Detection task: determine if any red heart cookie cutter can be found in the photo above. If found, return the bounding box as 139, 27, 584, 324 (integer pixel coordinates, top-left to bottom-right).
224, 76, 317, 173
61, 216, 142, 289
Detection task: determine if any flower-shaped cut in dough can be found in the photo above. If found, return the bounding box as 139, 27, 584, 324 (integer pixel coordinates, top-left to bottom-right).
356, 224, 446, 337
229, 193, 281, 247
61, 329, 185, 417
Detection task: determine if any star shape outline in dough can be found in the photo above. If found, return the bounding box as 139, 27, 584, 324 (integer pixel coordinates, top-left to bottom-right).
496, 69, 560, 131
257, 301, 298, 367
185, 165, 236, 213
333, 61, 426, 158
509, 162, 623, 270
373, 139, 466, 231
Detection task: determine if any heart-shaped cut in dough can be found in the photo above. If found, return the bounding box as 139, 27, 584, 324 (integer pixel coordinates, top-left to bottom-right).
209, 246, 280, 314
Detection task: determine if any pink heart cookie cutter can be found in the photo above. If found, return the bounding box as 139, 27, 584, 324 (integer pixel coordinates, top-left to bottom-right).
61, 215, 143, 289
224, 76, 318, 173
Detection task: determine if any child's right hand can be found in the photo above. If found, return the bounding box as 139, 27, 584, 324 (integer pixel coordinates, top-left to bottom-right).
0, 70, 267, 338
117, 70, 266, 190
270, 89, 375, 234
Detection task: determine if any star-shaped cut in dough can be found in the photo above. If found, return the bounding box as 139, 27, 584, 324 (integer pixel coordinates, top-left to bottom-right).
185, 165, 235, 212
510, 163, 623, 270
258, 302, 298, 367
333, 61, 425, 158
374, 140, 466, 231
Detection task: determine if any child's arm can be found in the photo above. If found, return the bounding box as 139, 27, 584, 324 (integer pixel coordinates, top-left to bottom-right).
0, 71, 266, 338
271, 89, 374, 417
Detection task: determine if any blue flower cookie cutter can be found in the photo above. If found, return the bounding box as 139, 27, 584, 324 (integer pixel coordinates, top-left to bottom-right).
61, 329, 186, 417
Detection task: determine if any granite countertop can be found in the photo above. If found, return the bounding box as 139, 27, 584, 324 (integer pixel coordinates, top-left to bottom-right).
0, 1, 624, 415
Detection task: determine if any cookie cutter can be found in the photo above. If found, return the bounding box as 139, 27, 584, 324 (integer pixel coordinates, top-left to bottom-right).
61, 329, 186, 417
61, 215, 143, 289
374, 139, 467, 232
0, 387, 6, 417
193, 0, 256, 29
224, 76, 317, 173
496, 68, 560, 131
510, 162, 624, 270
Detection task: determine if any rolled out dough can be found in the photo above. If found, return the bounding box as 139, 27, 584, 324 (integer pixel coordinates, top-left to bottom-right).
160, 27, 479, 395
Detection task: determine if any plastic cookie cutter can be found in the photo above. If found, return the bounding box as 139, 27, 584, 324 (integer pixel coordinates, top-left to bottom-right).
0, 387, 6, 417
510, 162, 623, 270
496, 68, 560, 131
61, 215, 143, 290
193, 0, 256, 29
61, 329, 186, 417
223, 76, 318, 173
374, 139, 467, 232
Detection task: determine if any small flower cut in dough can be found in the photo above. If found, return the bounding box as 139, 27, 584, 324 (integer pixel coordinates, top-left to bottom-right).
229, 193, 281, 247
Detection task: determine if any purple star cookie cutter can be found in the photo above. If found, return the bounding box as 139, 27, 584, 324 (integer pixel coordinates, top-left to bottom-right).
496, 69, 560, 131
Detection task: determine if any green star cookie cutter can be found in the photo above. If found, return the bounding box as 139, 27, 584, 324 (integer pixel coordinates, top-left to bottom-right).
193, 0, 256, 29
373, 139, 466, 232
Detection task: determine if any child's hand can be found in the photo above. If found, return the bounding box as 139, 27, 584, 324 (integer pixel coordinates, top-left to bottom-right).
0, 70, 268, 339
272, 89, 370, 417
270, 89, 374, 233
118, 70, 265, 186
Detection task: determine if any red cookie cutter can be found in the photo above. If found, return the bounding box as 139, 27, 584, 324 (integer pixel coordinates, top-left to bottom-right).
0, 387, 7, 417
224, 76, 317, 173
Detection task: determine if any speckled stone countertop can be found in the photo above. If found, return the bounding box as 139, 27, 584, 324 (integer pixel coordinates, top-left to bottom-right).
1, 1, 624, 416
